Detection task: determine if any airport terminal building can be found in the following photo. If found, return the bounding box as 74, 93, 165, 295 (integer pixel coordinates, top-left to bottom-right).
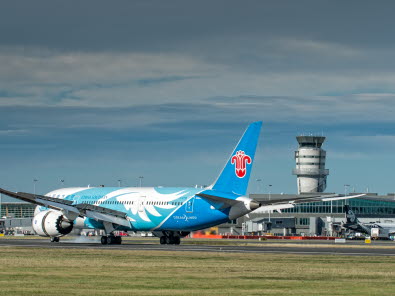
222, 193, 395, 237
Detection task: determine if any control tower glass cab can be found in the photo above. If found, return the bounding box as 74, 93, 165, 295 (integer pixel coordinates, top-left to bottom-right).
292, 136, 329, 194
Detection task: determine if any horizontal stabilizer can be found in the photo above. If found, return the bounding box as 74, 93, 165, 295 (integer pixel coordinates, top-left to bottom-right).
196, 192, 241, 209
321, 194, 366, 201
253, 193, 366, 213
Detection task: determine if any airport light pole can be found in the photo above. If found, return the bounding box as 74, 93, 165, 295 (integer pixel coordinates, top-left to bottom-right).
118, 179, 122, 187
33, 179, 38, 195
138, 176, 144, 187
256, 178, 262, 193
60, 179, 65, 188
268, 184, 272, 222
344, 184, 350, 196
344, 184, 350, 206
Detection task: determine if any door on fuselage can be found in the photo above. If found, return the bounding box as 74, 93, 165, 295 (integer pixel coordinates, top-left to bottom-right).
73, 195, 82, 205
138, 196, 145, 212
185, 197, 195, 213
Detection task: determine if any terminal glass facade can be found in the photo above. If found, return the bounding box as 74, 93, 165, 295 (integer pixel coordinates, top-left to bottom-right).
281, 198, 395, 215
0, 204, 35, 218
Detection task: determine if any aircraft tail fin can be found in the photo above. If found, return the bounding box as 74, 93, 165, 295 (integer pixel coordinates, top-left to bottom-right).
210, 121, 262, 196
345, 205, 358, 224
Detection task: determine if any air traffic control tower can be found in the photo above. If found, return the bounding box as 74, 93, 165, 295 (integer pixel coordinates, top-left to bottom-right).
292, 136, 329, 194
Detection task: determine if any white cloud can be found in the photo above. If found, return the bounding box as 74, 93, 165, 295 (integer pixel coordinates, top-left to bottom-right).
1, 42, 395, 125
0, 129, 28, 135
274, 38, 363, 58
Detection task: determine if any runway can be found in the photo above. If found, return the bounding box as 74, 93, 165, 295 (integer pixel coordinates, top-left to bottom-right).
2, 238, 395, 256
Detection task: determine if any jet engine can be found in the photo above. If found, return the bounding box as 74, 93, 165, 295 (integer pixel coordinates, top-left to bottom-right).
32, 210, 74, 237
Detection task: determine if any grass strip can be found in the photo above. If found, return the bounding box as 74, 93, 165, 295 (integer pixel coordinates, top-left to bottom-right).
0, 247, 394, 295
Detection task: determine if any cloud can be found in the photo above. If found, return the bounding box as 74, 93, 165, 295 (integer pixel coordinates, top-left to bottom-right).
0, 129, 28, 135
2, 45, 395, 119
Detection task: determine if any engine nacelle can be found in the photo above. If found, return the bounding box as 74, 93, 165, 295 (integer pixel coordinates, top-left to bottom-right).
32, 210, 74, 237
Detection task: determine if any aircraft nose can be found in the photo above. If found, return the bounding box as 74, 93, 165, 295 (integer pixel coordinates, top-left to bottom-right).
249, 200, 261, 211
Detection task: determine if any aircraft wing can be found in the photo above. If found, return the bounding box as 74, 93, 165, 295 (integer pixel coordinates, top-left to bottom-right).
253, 193, 366, 213
0, 187, 130, 227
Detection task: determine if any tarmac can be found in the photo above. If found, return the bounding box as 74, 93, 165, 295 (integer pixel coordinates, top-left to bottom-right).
1, 237, 395, 256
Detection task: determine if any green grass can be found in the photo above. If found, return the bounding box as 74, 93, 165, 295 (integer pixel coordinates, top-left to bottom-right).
0, 247, 395, 295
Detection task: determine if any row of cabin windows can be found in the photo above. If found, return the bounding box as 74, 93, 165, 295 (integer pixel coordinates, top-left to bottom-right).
296, 155, 326, 159
50, 194, 183, 206
52, 194, 66, 198
79, 200, 183, 206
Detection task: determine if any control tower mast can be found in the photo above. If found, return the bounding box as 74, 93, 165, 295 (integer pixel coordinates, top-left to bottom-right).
292, 136, 329, 194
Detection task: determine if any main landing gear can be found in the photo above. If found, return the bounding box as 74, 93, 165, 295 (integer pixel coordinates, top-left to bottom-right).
101, 235, 122, 245
50, 237, 60, 243
160, 235, 181, 245
154, 231, 189, 245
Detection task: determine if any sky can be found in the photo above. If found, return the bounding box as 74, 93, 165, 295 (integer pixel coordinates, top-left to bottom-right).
1, 1, 395, 195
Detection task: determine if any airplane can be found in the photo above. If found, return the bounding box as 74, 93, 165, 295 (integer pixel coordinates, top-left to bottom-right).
343, 205, 395, 238
0, 121, 364, 245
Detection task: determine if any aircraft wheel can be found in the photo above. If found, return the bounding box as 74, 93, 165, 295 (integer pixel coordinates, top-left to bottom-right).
50, 237, 59, 243
101, 236, 108, 245
174, 236, 181, 245
107, 236, 115, 245
167, 236, 175, 244
116, 236, 122, 244
160, 236, 166, 245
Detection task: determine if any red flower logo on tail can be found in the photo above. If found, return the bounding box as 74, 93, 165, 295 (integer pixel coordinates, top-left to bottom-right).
231, 150, 252, 178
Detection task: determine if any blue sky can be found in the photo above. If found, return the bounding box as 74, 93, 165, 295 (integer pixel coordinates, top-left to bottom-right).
1, 1, 395, 195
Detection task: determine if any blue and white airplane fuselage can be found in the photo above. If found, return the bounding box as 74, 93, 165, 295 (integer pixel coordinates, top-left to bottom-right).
34, 186, 254, 233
